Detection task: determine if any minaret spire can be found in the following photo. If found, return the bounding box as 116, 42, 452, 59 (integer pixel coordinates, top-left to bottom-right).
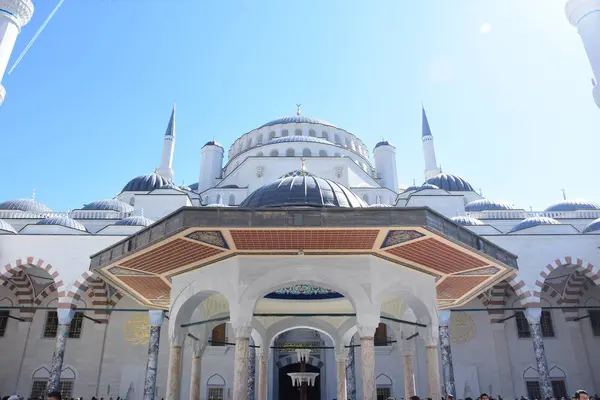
422, 106, 433, 138
421, 105, 441, 180
158, 104, 176, 182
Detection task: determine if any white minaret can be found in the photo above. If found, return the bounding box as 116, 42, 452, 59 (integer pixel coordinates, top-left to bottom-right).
422, 106, 441, 180
157, 104, 176, 181
198, 140, 224, 193
373, 140, 399, 193
566, 0, 600, 108
0, 0, 34, 105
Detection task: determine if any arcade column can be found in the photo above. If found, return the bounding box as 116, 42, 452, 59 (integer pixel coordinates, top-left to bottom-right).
46, 308, 74, 393
143, 310, 165, 400
525, 308, 553, 400
335, 347, 348, 400
166, 332, 185, 400
257, 349, 269, 400
439, 310, 456, 398
232, 323, 252, 400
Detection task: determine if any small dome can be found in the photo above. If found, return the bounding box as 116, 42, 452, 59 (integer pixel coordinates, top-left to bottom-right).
510, 217, 560, 233
417, 183, 440, 190
451, 216, 485, 226
115, 216, 155, 227
203, 140, 223, 148
82, 199, 134, 213
374, 140, 394, 149
544, 199, 600, 212
583, 218, 600, 233
179, 185, 191, 191
425, 173, 474, 192
369, 203, 392, 207
465, 199, 514, 212
239, 175, 367, 208
37, 216, 87, 232
0, 219, 17, 234
258, 116, 337, 129
0, 199, 52, 213
189, 182, 199, 191
265, 136, 333, 145
122, 173, 171, 193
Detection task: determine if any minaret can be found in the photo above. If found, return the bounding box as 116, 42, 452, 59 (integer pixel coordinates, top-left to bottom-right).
0, 0, 34, 105
422, 106, 441, 180
566, 0, 600, 108
373, 139, 399, 193
157, 104, 176, 181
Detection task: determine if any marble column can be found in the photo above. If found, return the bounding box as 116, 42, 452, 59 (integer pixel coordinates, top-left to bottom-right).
166, 333, 184, 400
232, 324, 251, 400
402, 347, 416, 399
248, 337, 256, 400
335, 348, 348, 400
526, 308, 552, 400
46, 308, 74, 393
346, 337, 356, 400
189, 339, 206, 400
439, 311, 456, 397
360, 336, 376, 400
424, 337, 442, 400
143, 310, 164, 400
257, 349, 269, 400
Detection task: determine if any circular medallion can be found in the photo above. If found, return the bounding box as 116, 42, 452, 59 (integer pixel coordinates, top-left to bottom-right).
450, 311, 476, 345
124, 312, 151, 345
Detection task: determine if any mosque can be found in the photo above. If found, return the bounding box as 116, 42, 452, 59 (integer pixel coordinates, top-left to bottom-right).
1, 1, 600, 400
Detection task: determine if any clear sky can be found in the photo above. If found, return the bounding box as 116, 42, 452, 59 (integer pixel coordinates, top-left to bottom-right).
1, 0, 599, 211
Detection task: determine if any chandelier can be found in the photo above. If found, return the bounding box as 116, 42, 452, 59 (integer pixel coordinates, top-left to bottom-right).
287, 349, 320, 387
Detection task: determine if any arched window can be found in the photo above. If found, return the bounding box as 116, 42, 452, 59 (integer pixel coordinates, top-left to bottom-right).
374, 323, 388, 346
256, 151, 264, 157
129, 197, 135, 206
345, 138, 351, 148
207, 374, 226, 400
376, 374, 393, 399
216, 194, 222, 205
270, 149, 279, 157
334, 134, 341, 144
302, 148, 311, 157
282, 130, 289, 137
318, 150, 327, 157
322, 132, 329, 140
257, 134, 263, 144
514, 310, 555, 338
247, 137, 253, 149
286, 148, 295, 157
309, 129, 316, 137
362, 194, 369, 204
211, 323, 227, 346
295, 129, 302, 136
269, 131, 276, 140
228, 194, 235, 206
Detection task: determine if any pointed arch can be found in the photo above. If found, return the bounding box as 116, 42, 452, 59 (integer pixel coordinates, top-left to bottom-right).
207, 373, 226, 386
559, 270, 592, 321
0, 257, 65, 297
376, 373, 393, 386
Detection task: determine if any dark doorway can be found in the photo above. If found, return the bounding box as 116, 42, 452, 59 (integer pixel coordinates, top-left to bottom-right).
278, 363, 321, 400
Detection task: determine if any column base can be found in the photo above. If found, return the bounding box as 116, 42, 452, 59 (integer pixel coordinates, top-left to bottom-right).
593, 84, 600, 108
0, 84, 5, 105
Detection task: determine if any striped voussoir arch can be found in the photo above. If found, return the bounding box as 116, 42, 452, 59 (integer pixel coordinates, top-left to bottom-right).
1, 274, 35, 321
34, 283, 56, 306
534, 257, 600, 302
559, 271, 592, 321
0, 257, 66, 297
478, 280, 514, 323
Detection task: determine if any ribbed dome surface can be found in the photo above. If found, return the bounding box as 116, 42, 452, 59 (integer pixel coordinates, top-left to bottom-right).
239, 175, 367, 208
265, 136, 333, 145
375, 140, 393, 149
115, 216, 155, 227
465, 199, 514, 212
510, 217, 560, 233
0, 219, 17, 234
122, 173, 171, 193
425, 173, 474, 192
544, 199, 600, 212
0, 199, 52, 213
188, 182, 199, 191
583, 218, 600, 233
158, 184, 184, 191
82, 199, 134, 213
451, 216, 485, 226
37, 216, 87, 232
258, 116, 337, 129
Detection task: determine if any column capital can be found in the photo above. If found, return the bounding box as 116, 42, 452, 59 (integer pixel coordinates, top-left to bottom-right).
525, 307, 542, 325
335, 346, 349, 362
187, 337, 206, 357
439, 310, 451, 327
401, 345, 415, 357
56, 308, 75, 325
149, 310, 165, 327
422, 332, 439, 347
256, 348, 269, 363
170, 330, 186, 346
232, 321, 253, 339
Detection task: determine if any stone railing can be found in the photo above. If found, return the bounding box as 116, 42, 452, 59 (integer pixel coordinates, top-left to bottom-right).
466, 209, 600, 220
0, 210, 132, 220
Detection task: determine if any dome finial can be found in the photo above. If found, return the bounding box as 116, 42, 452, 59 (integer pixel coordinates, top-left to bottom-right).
140, 208, 144, 217
300, 157, 307, 176
296, 104, 301, 116
561, 188, 567, 200
412, 178, 416, 186
31, 188, 36, 200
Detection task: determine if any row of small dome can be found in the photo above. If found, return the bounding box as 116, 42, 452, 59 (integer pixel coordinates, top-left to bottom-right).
452, 215, 600, 233
0, 215, 155, 234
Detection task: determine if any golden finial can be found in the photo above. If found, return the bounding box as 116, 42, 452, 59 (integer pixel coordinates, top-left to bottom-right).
561, 189, 567, 200
300, 157, 306, 176
32, 188, 36, 200
296, 104, 301, 116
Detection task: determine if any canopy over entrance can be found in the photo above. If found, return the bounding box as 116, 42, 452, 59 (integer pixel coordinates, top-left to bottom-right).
89, 207, 518, 309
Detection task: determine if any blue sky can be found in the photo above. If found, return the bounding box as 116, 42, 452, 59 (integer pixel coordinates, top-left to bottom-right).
1, 0, 599, 211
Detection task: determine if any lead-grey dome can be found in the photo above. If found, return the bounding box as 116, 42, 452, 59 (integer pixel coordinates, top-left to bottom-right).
37, 216, 88, 232
122, 173, 171, 193
583, 218, 600, 234
509, 217, 560, 233
425, 173, 474, 192
451, 216, 485, 226
0, 199, 52, 213
82, 199, 134, 213
465, 199, 514, 212
115, 216, 155, 227
258, 116, 337, 129
239, 175, 367, 208
544, 199, 600, 212
265, 136, 333, 145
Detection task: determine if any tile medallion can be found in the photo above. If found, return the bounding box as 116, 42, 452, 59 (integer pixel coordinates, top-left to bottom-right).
108, 266, 153, 276
186, 230, 229, 249
381, 229, 425, 248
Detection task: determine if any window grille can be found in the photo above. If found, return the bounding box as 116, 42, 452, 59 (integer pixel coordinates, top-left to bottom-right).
0, 311, 9, 337
43, 312, 84, 339
589, 310, 600, 336
374, 323, 388, 346
551, 380, 568, 399
515, 311, 531, 338
69, 312, 84, 339
540, 311, 555, 338
31, 380, 73, 400
515, 311, 555, 338
526, 381, 541, 400
208, 387, 224, 400
59, 380, 74, 399
377, 387, 392, 400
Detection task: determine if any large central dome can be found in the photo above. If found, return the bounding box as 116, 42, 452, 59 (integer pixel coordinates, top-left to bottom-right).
239, 174, 367, 208
257, 115, 337, 129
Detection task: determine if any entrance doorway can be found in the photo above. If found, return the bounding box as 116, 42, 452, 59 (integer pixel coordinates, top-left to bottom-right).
278, 363, 321, 400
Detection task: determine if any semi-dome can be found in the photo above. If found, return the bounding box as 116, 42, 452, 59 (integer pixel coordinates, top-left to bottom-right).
401, 183, 439, 193
465, 199, 514, 212
425, 173, 474, 192
239, 175, 367, 208
122, 173, 171, 193
258, 116, 337, 129
544, 199, 600, 212
0, 199, 52, 213
582, 218, 600, 233
188, 182, 199, 191
81, 199, 134, 213
451, 216, 485, 226
510, 217, 560, 233
265, 136, 333, 145
374, 140, 394, 149
115, 216, 155, 227
36, 216, 87, 232
0, 219, 17, 234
